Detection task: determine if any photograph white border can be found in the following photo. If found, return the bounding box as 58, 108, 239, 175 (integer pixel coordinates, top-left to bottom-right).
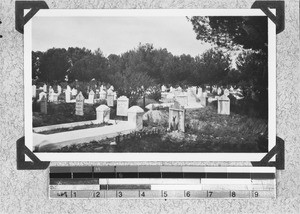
24, 9, 276, 162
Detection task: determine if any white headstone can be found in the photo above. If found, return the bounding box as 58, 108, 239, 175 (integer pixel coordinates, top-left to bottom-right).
65, 88, 71, 103
117, 96, 129, 116
197, 87, 202, 97
218, 95, 230, 115
43, 84, 47, 92
48, 89, 54, 102
96, 104, 110, 123
75, 92, 84, 116
57, 85, 62, 95
88, 90, 95, 103
67, 85, 71, 92
99, 90, 107, 100
71, 88, 77, 96
161, 85, 166, 92
53, 93, 58, 103
169, 101, 185, 132
106, 90, 114, 107
32, 85, 36, 98
128, 106, 144, 130
217, 87, 222, 95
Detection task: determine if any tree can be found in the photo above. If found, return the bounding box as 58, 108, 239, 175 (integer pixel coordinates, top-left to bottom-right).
38, 48, 70, 83
188, 16, 268, 53
193, 48, 231, 85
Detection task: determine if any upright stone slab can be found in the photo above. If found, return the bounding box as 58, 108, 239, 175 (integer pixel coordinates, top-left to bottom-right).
57, 85, 62, 95
99, 90, 107, 100
65, 88, 71, 103
40, 96, 47, 114
32, 85, 36, 98
169, 101, 185, 132
48, 89, 54, 102
218, 95, 230, 115
53, 93, 58, 103
217, 87, 222, 95
43, 84, 47, 92
127, 106, 144, 130
67, 85, 71, 92
88, 90, 95, 103
106, 90, 114, 107
176, 94, 188, 107
197, 87, 202, 97
96, 104, 110, 123
161, 85, 166, 92
200, 94, 206, 107
71, 88, 77, 98
75, 92, 84, 116
117, 96, 129, 116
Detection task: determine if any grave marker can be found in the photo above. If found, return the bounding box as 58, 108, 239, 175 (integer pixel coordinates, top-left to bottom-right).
88, 90, 95, 103
169, 101, 185, 132
218, 95, 230, 115
39, 91, 47, 101
99, 90, 107, 100
106, 90, 114, 107
43, 84, 47, 92
224, 89, 230, 97
127, 106, 144, 130
40, 96, 47, 114
217, 87, 222, 95
65, 88, 71, 103
176, 94, 188, 107
96, 105, 110, 123
117, 96, 129, 116
75, 92, 84, 116
57, 85, 62, 95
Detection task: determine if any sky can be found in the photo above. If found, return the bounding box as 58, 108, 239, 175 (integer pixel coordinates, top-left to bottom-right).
31, 16, 213, 57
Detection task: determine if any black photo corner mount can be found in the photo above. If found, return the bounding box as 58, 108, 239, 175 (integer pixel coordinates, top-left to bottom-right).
251, 136, 285, 170
17, 137, 50, 170
251, 0, 285, 34
15, 1, 49, 34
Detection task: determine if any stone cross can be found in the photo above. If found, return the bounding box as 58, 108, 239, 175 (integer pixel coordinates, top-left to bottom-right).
75, 92, 84, 116
116, 96, 129, 116
169, 101, 185, 132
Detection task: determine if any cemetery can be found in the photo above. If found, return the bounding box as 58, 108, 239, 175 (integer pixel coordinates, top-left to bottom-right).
31, 16, 269, 153
32, 81, 267, 153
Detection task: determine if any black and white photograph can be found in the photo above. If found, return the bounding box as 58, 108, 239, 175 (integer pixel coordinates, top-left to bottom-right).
24, 9, 276, 161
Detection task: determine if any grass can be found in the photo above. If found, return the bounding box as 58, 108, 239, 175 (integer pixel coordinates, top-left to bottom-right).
40, 105, 268, 153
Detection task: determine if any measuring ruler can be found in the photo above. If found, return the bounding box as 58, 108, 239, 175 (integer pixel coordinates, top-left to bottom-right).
49, 166, 276, 199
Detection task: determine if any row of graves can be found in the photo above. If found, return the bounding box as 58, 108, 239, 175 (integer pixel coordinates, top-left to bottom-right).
33, 84, 118, 106
159, 84, 242, 116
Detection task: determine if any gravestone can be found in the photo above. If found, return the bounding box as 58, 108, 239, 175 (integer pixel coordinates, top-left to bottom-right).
217, 87, 222, 95
43, 84, 47, 92
106, 90, 114, 107
117, 96, 129, 116
128, 106, 145, 130
53, 93, 58, 103
161, 85, 166, 92
32, 85, 36, 98
88, 90, 95, 103
75, 92, 84, 116
40, 96, 47, 114
218, 95, 230, 115
187, 89, 197, 104
67, 85, 71, 92
65, 88, 71, 103
95, 89, 100, 99
170, 86, 174, 93
96, 105, 110, 123
57, 85, 62, 95
71, 88, 77, 98
169, 101, 185, 132
99, 90, 107, 100
48, 89, 54, 102
176, 94, 188, 107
